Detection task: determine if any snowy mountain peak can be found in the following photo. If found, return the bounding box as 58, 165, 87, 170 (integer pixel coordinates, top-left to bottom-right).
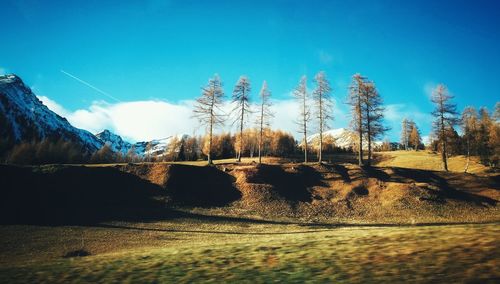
95, 129, 133, 154
95, 129, 186, 157
306, 128, 355, 149
0, 74, 104, 153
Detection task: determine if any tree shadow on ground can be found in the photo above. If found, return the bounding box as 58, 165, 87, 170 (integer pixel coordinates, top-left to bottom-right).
0, 164, 243, 225
164, 164, 240, 207
371, 153, 395, 165
332, 164, 351, 182
94, 210, 500, 235
0, 165, 169, 225
247, 164, 325, 202
390, 167, 497, 206
319, 162, 497, 207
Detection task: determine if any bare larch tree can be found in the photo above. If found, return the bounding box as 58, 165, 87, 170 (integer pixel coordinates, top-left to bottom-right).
257, 81, 273, 164
192, 74, 225, 164
232, 76, 251, 162
312, 71, 333, 164
400, 118, 409, 150
294, 76, 311, 163
347, 74, 367, 166
361, 81, 388, 166
431, 84, 458, 171
461, 106, 478, 172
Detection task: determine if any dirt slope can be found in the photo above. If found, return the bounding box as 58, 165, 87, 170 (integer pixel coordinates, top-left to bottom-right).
116, 162, 499, 223
1, 162, 498, 224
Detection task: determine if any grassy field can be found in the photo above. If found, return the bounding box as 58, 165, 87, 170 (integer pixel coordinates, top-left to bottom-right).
84, 150, 492, 174
0, 219, 498, 283
375, 150, 491, 174
1, 151, 498, 282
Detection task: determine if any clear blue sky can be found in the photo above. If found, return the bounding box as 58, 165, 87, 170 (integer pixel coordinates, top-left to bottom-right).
1, 0, 499, 141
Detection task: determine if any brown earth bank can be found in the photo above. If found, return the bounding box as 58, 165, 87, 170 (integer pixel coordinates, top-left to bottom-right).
0, 161, 499, 225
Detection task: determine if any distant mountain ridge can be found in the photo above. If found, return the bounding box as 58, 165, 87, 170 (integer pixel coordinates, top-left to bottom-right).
95, 129, 179, 157
306, 128, 384, 149
0, 74, 104, 153
1, 74, 385, 159
306, 128, 356, 149
0, 74, 180, 157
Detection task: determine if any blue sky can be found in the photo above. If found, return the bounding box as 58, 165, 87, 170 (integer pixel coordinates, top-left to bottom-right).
1, 0, 499, 142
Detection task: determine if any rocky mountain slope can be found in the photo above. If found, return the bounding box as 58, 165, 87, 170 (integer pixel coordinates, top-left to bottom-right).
0, 74, 103, 153
0, 74, 181, 157
306, 128, 384, 149
95, 129, 180, 157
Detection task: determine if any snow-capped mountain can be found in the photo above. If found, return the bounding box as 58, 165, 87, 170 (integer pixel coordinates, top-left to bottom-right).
132, 136, 178, 157
306, 128, 356, 149
0, 74, 103, 153
96, 129, 185, 157
306, 128, 385, 150
95, 129, 133, 154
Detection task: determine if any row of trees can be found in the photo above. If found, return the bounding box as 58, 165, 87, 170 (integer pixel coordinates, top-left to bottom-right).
192, 72, 397, 167
4, 74, 497, 171
193, 72, 336, 165
413, 84, 500, 171
154, 129, 296, 162
347, 74, 388, 166
459, 105, 499, 170
400, 118, 423, 150
191, 74, 497, 172
5, 139, 89, 165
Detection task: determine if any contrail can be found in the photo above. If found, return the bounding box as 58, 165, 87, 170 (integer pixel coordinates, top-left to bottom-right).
60, 69, 122, 102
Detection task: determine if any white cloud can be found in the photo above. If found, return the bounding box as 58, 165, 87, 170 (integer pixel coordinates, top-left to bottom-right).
270, 99, 301, 135
40, 94, 435, 143
385, 104, 431, 125
37, 93, 354, 143
37, 96, 70, 117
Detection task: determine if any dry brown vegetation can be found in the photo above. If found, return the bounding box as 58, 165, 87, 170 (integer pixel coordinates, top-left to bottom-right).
1, 151, 499, 282
374, 150, 492, 174
116, 162, 498, 224
2, 150, 498, 225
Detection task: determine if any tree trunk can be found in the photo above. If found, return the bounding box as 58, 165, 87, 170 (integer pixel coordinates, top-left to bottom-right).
208, 122, 213, 164
464, 137, 470, 173
318, 93, 323, 164
238, 122, 243, 162
440, 106, 448, 171
303, 96, 308, 163
304, 130, 308, 163
238, 94, 245, 163
319, 129, 323, 164
259, 101, 264, 164
366, 108, 372, 166
358, 97, 363, 166
207, 93, 215, 165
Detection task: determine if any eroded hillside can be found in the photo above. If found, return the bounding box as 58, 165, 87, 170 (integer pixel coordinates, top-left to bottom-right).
116, 162, 499, 223
1, 162, 498, 225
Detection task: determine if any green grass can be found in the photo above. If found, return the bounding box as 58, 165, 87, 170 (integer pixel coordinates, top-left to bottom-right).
1, 220, 498, 283
375, 150, 490, 174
